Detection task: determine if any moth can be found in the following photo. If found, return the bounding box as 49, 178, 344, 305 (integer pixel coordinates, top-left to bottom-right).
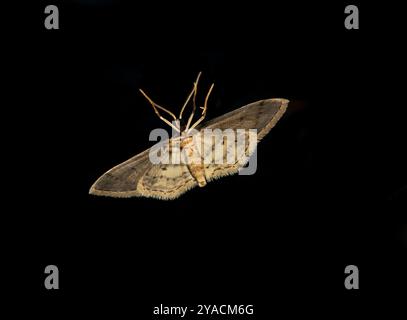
89, 73, 288, 200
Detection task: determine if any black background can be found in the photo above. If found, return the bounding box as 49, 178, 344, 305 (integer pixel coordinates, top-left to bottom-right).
6, 0, 407, 317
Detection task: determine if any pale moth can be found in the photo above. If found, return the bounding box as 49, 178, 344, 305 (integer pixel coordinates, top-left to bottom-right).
89, 73, 288, 200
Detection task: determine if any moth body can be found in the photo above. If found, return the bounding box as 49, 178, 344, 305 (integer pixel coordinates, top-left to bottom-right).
180, 136, 207, 187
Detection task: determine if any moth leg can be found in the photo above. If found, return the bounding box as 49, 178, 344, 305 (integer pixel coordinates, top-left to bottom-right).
139, 89, 180, 132
188, 83, 214, 132
179, 72, 201, 123
185, 72, 202, 131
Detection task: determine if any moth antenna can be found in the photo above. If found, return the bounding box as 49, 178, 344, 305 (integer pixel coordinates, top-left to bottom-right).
178, 86, 195, 121
188, 83, 214, 132
139, 89, 180, 132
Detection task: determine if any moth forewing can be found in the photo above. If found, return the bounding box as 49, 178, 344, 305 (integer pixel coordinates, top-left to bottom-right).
209, 128, 235, 165
148, 138, 170, 165
236, 129, 258, 166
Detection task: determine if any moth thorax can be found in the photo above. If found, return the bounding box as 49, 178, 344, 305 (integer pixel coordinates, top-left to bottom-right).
172, 119, 188, 134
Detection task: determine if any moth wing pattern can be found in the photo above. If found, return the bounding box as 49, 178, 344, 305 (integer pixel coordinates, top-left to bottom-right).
200, 130, 258, 182
89, 148, 152, 197
200, 98, 288, 181
89, 140, 198, 199
137, 164, 197, 200
201, 98, 288, 140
